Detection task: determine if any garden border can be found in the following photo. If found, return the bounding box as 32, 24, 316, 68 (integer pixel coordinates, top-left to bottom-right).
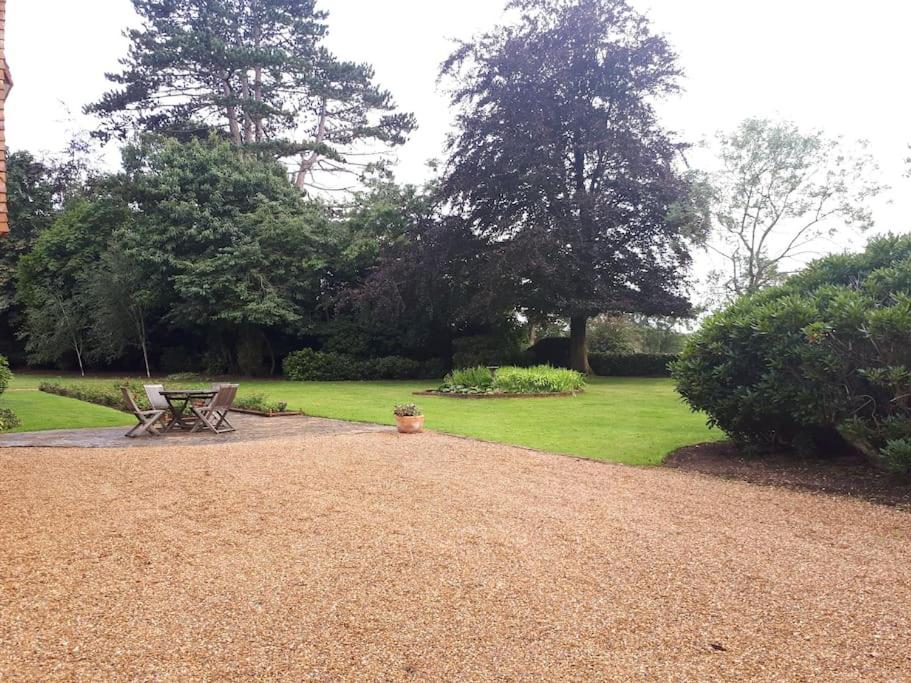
413, 390, 582, 400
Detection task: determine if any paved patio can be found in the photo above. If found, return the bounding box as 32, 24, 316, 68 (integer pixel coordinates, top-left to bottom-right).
0, 413, 386, 448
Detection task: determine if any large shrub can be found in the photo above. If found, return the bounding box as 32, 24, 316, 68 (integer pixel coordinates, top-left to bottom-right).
0, 355, 18, 431
673, 235, 911, 471
283, 348, 444, 381
589, 353, 676, 377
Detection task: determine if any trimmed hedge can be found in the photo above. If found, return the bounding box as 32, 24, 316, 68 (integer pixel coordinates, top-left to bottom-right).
284, 348, 445, 381
589, 353, 677, 377
41, 380, 289, 415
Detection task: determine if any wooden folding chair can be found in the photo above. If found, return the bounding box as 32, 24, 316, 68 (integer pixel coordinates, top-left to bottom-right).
122, 387, 167, 438
190, 384, 237, 434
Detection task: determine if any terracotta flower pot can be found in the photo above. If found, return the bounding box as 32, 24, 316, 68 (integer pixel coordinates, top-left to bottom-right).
395, 415, 425, 434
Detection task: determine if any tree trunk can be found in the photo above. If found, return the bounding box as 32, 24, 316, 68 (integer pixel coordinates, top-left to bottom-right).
569, 315, 591, 374
139, 319, 151, 379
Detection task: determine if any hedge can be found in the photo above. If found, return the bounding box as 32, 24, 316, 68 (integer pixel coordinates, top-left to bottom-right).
589, 353, 677, 377
284, 348, 445, 381
40, 379, 289, 414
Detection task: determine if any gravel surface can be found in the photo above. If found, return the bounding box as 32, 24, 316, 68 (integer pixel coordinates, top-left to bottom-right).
1, 431, 909, 681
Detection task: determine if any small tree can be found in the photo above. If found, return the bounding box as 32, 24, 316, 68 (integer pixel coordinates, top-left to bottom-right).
16, 197, 128, 375
85, 235, 160, 377
706, 118, 885, 301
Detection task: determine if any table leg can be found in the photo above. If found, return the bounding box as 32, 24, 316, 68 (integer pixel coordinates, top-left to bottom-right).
165, 397, 192, 431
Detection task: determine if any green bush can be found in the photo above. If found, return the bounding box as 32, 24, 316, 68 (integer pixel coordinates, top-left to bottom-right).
443, 366, 494, 390
233, 392, 289, 414
40, 380, 158, 411
673, 234, 911, 470
589, 353, 676, 377
283, 348, 444, 381
0, 355, 11, 395
493, 365, 586, 394
438, 365, 585, 395
0, 407, 20, 431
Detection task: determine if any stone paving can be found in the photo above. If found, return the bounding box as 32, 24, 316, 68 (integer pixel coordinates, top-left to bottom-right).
0, 412, 387, 448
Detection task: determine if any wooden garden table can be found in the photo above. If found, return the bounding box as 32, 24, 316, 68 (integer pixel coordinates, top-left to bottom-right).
159, 389, 216, 431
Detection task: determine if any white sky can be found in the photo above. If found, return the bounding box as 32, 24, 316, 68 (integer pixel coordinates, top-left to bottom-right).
7, 0, 911, 245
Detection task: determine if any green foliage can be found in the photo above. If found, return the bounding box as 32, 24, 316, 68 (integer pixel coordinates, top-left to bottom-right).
39, 379, 157, 412
393, 403, 422, 417
87, 0, 415, 187
233, 393, 289, 414
0, 407, 21, 431
673, 234, 911, 470
442, 366, 494, 392
438, 365, 585, 395
0, 356, 16, 431
492, 366, 586, 394
0, 355, 11, 395
283, 348, 443, 381
589, 354, 676, 377
707, 118, 884, 301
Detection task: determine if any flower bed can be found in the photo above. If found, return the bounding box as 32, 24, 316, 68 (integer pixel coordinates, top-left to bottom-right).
423, 365, 585, 398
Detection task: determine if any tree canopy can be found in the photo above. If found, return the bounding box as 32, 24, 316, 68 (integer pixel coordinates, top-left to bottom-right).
440, 0, 707, 371
86, 0, 416, 192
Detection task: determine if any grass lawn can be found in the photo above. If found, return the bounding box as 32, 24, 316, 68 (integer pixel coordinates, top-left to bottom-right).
5, 373, 719, 465
0, 389, 133, 433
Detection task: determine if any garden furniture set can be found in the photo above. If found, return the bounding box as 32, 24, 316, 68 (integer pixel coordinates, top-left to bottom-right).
123, 384, 238, 438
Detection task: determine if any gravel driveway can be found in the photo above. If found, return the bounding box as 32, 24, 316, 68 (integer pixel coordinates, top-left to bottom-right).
1, 431, 909, 681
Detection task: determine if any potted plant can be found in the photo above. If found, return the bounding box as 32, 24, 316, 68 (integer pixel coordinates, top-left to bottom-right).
394, 403, 424, 434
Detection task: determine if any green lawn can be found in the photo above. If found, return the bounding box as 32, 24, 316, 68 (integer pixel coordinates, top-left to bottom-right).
4, 373, 719, 465
0, 389, 133, 433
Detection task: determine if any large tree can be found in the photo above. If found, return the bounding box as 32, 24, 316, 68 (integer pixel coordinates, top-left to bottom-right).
440, 0, 706, 373
706, 118, 885, 301
86, 0, 415, 192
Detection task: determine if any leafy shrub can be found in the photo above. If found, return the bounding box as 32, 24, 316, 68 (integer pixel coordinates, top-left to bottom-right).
0, 407, 20, 431
589, 353, 676, 377
673, 234, 911, 470
437, 365, 584, 395
0, 355, 11, 395
40, 380, 157, 411
0, 354, 15, 433
492, 365, 585, 394
394, 403, 422, 417
443, 366, 494, 391
283, 348, 443, 381
233, 392, 289, 414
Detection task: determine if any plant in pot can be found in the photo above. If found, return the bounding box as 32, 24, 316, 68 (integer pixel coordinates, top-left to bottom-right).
394, 403, 424, 434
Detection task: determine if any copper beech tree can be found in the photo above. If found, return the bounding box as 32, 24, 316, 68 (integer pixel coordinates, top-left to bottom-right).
440, 0, 708, 372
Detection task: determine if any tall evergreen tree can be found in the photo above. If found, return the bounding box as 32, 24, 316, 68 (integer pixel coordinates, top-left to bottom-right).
441, 0, 707, 372
86, 0, 415, 192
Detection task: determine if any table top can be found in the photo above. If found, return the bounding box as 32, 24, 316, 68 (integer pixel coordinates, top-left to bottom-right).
159, 389, 217, 399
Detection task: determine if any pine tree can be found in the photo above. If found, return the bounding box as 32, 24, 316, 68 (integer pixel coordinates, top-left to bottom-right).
86, 0, 415, 192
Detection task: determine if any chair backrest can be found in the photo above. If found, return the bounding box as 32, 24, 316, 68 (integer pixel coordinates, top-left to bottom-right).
210, 384, 234, 410
144, 384, 169, 410
121, 387, 142, 414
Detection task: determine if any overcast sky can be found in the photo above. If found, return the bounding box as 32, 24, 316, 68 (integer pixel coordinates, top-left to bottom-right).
7, 0, 911, 243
